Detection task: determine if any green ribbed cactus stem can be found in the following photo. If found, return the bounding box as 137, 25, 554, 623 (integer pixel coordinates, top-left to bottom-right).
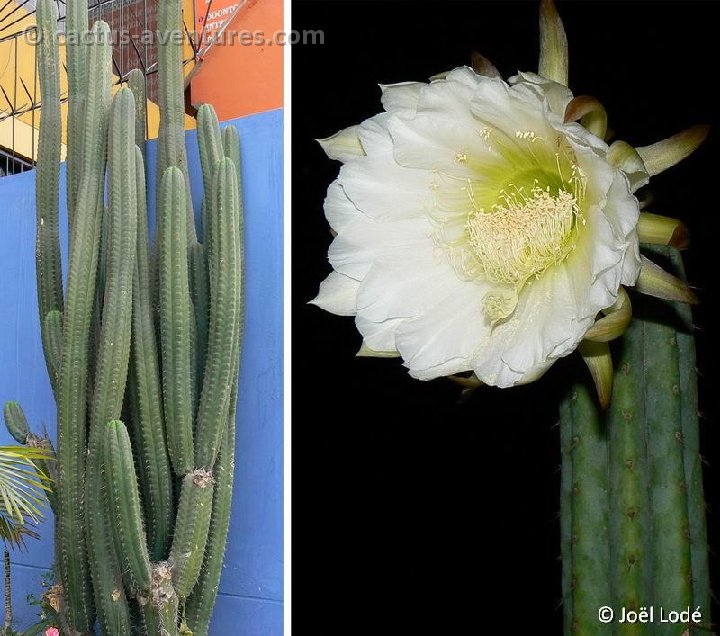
102, 421, 152, 591
186, 135, 243, 630
185, 418, 235, 635
197, 104, 223, 243
15, 1, 245, 631
559, 393, 574, 635
56, 20, 113, 633
195, 159, 241, 469
606, 314, 651, 633
3, 401, 29, 444
563, 381, 611, 635
64, 0, 88, 234
560, 247, 710, 634
131, 146, 174, 560
671, 248, 711, 628
169, 470, 215, 598
644, 258, 692, 635
89, 85, 138, 493
125, 367, 150, 511
126, 69, 148, 162
222, 125, 243, 231
158, 166, 195, 476
197, 105, 223, 193
222, 124, 245, 343
145, 563, 179, 636
85, 86, 138, 635
42, 310, 63, 394
157, 0, 197, 247
190, 242, 210, 416
35, 0, 64, 385
138, 598, 160, 636
87, 420, 133, 635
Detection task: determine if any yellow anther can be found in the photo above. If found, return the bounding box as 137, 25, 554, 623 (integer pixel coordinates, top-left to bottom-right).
466, 186, 579, 287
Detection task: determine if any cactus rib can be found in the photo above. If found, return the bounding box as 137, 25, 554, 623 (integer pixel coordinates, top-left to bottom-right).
170, 470, 215, 598
126, 69, 148, 163
561, 247, 711, 634
185, 417, 235, 635
158, 166, 196, 476
568, 382, 611, 634
146, 563, 179, 636
671, 250, 711, 623
56, 21, 113, 632
35, 0, 64, 386
131, 146, 174, 559
195, 159, 241, 469
85, 86, 138, 635
190, 242, 210, 418
103, 420, 152, 591
642, 248, 693, 629
64, 0, 89, 234
156, 0, 197, 247
197, 104, 223, 244
42, 310, 63, 394
607, 315, 651, 631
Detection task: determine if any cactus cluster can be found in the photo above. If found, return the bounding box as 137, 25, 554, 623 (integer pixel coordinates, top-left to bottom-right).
3, 0, 244, 633
560, 247, 710, 635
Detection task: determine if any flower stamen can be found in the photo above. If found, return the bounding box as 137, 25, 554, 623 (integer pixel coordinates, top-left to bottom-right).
467, 185, 579, 288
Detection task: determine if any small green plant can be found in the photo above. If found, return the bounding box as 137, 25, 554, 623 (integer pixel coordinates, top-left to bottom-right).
15, 570, 60, 636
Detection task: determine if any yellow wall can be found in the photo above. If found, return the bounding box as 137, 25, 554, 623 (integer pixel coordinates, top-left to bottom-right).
0, 0, 197, 162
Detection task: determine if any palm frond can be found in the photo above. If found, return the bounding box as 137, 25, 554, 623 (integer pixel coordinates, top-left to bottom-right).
0, 446, 53, 549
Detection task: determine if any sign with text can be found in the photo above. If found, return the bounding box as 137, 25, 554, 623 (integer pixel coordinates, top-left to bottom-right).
195, 0, 251, 52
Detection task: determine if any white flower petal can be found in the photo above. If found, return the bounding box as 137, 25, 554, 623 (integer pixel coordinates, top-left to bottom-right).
317, 125, 365, 162
386, 112, 498, 174
395, 280, 489, 380
509, 71, 573, 117
380, 82, 423, 116
620, 239, 642, 286
604, 172, 641, 240
329, 215, 432, 279
357, 248, 454, 322
355, 314, 405, 353
324, 180, 357, 234
310, 272, 360, 316
443, 66, 485, 89
338, 125, 435, 222
472, 266, 592, 387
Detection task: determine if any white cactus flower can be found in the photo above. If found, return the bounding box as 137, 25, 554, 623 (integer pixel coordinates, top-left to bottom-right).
312, 0, 704, 398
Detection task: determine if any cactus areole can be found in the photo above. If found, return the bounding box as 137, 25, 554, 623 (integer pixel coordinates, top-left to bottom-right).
2, 0, 245, 633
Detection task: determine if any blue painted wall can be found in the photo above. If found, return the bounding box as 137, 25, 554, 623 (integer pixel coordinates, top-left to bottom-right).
0, 108, 283, 633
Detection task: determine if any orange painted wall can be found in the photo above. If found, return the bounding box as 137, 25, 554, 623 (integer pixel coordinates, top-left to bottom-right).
190, 0, 283, 121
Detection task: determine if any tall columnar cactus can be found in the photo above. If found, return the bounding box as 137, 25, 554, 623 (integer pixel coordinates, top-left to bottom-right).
560, 247, 710, 634
2, 0, 245, 633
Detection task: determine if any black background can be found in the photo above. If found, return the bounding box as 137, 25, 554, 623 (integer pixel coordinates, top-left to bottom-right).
292, 1, 718, 631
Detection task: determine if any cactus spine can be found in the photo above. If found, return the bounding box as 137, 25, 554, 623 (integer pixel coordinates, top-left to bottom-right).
4, 0, 246, 632
560, 246, 710, 634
